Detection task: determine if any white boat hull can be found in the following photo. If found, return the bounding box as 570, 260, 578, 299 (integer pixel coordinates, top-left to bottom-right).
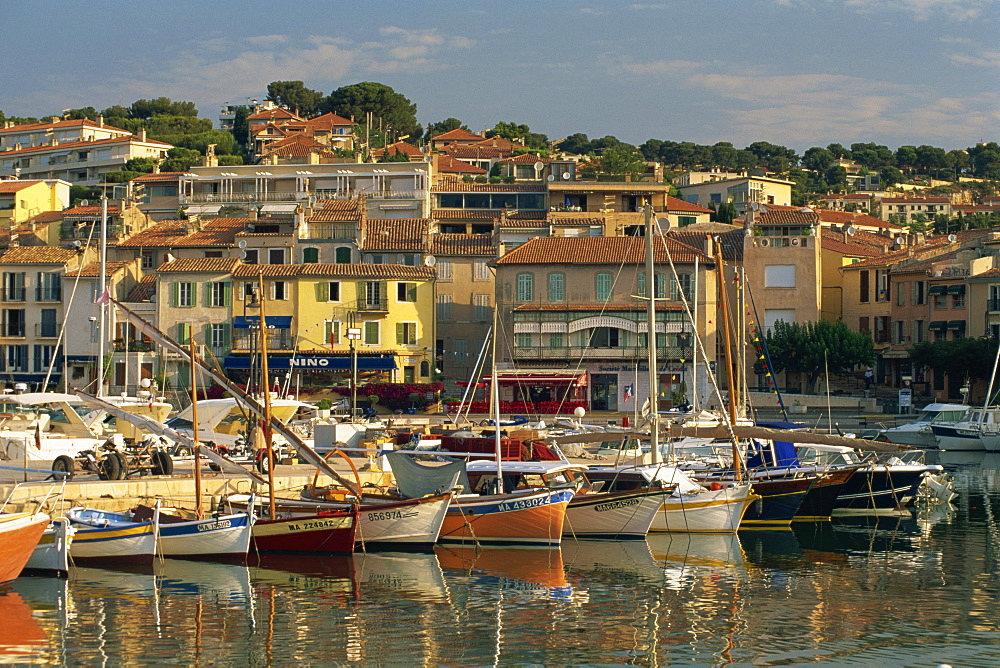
564, 489, 668, 539
67, 508, 158, 564
25, 519, 74, 574
357, 495, 450, 546
158, 513, 253, 559
649, 484, 757, 533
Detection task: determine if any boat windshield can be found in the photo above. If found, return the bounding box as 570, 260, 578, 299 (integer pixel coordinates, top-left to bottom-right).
0, 401, 75, 423
929, 410, 966, 423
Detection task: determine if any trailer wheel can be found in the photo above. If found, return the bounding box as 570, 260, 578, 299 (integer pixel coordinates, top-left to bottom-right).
98, 453, 122, 481
255, 450, 272, 475
151, 450, 174, 476
51, 455, 75, 481
113, 452, 128, 480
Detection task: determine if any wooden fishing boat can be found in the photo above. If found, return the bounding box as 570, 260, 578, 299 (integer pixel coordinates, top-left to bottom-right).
66, 507, 158, 564
0, 512, 49, 583
24, 518, 74, 575
250, 507, 359, 554
438, 487, 574, 546
131, 504, 254, 560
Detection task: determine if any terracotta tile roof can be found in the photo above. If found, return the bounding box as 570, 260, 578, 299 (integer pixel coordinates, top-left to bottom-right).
362, 219, 428, 251
821, 193, 872, 200
514, 303, 684, 313
971, 267, 1000, 281
247, 108, 300, 121
432, 209, 500, 220
820, 229, 884, 257
309, 112, 355, 126
65, 260, 131, 278
754, 208, 821, 227
509, 210, 547, 219
0, 180, 44, 193
125, 275, 156, 302
435, 155, 487, 174
0, 134, 171, 157
0, 246, 78, 264
549, 217, 604, 227
0, 118, 129, 135
371, 141, 423, 158
116, 220, 188, 248
260, 134, 336, 158
953, 204, 1000, 213
443, 145, 507, 160
669, 222, 740, 234
842, 247, 926, 270
669, 228, 745, 262
816, 209, 902, 230
22, 211, 65, 224
495, 235, 711, 265
498, 217, 549, 229
116, 218, 247, 248
665, 195, 712, 214
429, 234, 495, 256
156, 257, 241, 273
472, 136, 523, 151
180, 218, 246, 247
308, 199, 362, 222
497, 153, 549, 164
62, 205, 122, 217
131, 172, 188, 182
296, 263, 435, 279
851, 229, 893, 248
432, 179, 545, 193
432, 128, 485, 142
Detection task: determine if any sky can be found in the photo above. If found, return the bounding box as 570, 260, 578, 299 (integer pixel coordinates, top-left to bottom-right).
2, 0, 998, 153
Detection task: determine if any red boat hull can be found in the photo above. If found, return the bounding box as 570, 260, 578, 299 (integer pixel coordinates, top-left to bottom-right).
0, 513, 49, 583
251, 510, 357, 554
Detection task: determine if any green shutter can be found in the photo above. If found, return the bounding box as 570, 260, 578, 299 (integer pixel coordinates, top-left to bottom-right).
171, 282, 179, 307
204, 323, 212, 348
204, 283, 211, 307
396, 322, 404, 344
191, 283, 198, 306
223, 282, 231, 307
316, 281, 329, 302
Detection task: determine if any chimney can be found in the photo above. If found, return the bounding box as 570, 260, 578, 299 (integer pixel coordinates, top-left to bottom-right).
139, 128, 147, 142
705, 234, 715, 258
97, 114, 104, 128
50, 116, 59, 124
151, 159, 160, 174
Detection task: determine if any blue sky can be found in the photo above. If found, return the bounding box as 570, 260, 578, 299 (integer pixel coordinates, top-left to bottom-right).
3, 1, 997, 153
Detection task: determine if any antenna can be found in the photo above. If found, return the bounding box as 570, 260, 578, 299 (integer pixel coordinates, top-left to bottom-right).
423, 256, 437, 267
846, 225, 856, 236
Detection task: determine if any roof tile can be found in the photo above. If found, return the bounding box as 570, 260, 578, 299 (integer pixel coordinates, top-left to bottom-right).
495, 235, 711, 265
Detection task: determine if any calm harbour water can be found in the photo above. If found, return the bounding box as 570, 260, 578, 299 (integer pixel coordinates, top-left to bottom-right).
4, 451, 1000, 667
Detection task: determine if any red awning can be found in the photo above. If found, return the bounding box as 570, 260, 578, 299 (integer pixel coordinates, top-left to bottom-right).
484, 374, 586, 385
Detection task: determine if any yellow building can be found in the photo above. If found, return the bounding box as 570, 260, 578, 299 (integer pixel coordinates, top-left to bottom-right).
0, 180, 70, 225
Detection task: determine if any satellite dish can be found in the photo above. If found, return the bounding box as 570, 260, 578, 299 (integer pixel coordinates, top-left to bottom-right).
947, 234, 957, 242
80, 199, 89, 206
238, 239, 248, 249
800, 207, 814, 213
750, 202, 759, 211
546, 174, 555, 182
424, 256, 437, 267
562, 172, 571, 180
846, 225, 857, 236
656, 217, 671, 231
533, 161, 544, 172
240, 251, 247, 260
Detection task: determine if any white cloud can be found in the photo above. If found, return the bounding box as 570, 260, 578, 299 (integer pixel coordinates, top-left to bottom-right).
948, 50, 1000, 68
841, 0, 995, 21
245, 34, 289, 47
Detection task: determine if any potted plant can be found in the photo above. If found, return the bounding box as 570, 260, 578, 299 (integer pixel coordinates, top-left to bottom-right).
406, 391, 423, 415
315, 398, 333, 418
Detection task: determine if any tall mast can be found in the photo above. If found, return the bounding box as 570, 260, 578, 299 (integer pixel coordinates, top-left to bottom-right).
491, 300, 504, 493
714, 241, 742, 481
644, 204, 660, 465
97, 197, 108, 395
190, 337, 203, 519
258, 272, 276, 519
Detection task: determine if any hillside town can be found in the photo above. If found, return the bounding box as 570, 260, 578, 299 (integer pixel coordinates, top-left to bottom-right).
1, 91, 998, 415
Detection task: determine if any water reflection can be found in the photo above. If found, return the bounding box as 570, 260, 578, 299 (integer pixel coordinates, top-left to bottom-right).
7, 462, 1000, 665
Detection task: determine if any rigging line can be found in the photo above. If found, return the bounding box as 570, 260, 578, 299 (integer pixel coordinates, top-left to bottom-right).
45, 219, 99, 391
744, 271, 789, 421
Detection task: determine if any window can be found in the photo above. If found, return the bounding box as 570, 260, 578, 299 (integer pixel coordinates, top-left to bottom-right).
548, 273, 565, 302
33, 345, 55, 373
403, 366, 415, 383
875, 269, 889, 302
363, 321, 380, 345
39, 309, 57, 337
303, 247, 319, 263
933, 294, 947, 310
953, 293, 965, 308
515, 333, 532, 348
437, 294, 453, 321
314, 281, 340, 302
474, 294, 491, 322
397, 254, 417, 266
173, 282, 195, 307
655, 274, 666, 299
764, 309, 795, 334
437, 258, 453, 280
239, 281, 258, 302
859, 316, 870, 335
913, 281, 926, 305
3, 272, 24, 301
474, 260, 491, 281
678, 216, 697, 226
859, 270, 870, 303
209, 282, 231, 307
875, 316, 890, 343
516, 273, 534, 301
397, 282, 417, 302
590, 327, 621, 347
549, 332, 564, 348
3, 309, 25, 337
207, 323, 230, 354
5, 345, 26, 372
324, 320, 341, 346
268, 248, 286, 265
764, 265, 796, 288
451, 338, 467, 365
243, 249, 259, 265
914, 320, 924, 343
595, 273, 612, 301
396, 322, 417, 346
637, 272, 646, 298
367, 254, 384, 264
335, 246, 352, 263
897, 283, 906, 306
893, 321, 905, 344
141, 249, 155, 269
271, 281, 288, 301
364, 281, 385, 309
670, 273, 692, 301
36, 272, 60, 302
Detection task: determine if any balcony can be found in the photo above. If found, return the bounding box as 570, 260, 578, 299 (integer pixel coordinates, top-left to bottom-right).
2, 288, 25, 302
304, 223, 357, 241
512, 346, 683, 361
35, 323, 59, 338
357, 298, 388, 312
182, 191, 305, 204
989, 298, 1000, 312
112, 340, 155, 352
35, 288, 61, 302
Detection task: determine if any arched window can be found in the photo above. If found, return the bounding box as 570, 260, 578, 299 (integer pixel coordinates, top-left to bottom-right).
595, 273, 612, 302
335, 246, 352, 263
302, 247, 319, 263
548, 273, 565, 302
517, 273, 534, 301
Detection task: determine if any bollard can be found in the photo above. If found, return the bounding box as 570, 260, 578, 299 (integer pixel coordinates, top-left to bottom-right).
622, 416, 630, 428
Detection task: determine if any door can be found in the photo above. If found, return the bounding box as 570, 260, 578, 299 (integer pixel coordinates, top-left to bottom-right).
591, 374, 618, 411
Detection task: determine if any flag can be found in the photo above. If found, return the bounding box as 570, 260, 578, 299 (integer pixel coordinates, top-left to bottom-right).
96, 286, 111, 304
623, 384, 634, 403
34, 421, 42, 450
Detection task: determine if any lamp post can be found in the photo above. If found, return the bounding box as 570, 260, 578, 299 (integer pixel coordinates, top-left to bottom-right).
346, 315, 362, 418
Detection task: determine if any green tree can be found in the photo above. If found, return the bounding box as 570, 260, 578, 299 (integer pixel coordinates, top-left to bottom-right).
711, 142, 738, 169
895, 145, 918, 175
324, 82, 419, 138
70, 185, 100, 205
160, 147, 202, 172
850, 142, 894, 170
124, 157, 156, 173
880, 166, 904, 188
128, 97, 198, 118
598, 145, 646, 179
945, 149, 970, 180
802, 147, 834, 173
218, 154, 244, 166
968, 142, 1000, 179
908, 213, 929, 233
716, 201, 737, 225
826, 143, 850, 159
63, 106, 99, 121
911, 337, 997, 388
424, 117, 467, 141
557, 133, 591, 155
825, 165, 849, 191
266, 80, 324, 117
765, 319, 875, 392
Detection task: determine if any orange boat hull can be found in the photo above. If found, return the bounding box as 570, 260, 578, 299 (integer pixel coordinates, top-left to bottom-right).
439, 489, 573, 546
0, 513, 49, 584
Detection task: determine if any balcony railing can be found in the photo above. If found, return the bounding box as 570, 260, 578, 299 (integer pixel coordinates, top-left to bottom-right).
35, 324, 59, 338
182, 191, 305, 204
112, 340, 155, 352
989, 298, 1000, 312
35, 287, 61, 302
357, 298, 388, 312
303, 223, 357, 240
2, 288, 25, 302
512, 346, 684, 360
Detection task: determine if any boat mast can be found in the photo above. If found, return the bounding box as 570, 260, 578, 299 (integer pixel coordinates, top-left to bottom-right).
491, 301, 504, 493
692, 256, 699, 410
714, 241, 743, 481
97, 197, 108, 395
644, 203, 660, 465
258, 272, 277, 519
981, 340, 1000, 425
189, 337, 203, 520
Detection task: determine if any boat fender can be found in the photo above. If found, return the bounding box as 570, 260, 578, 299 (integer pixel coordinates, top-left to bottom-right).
709, 482, 723, 491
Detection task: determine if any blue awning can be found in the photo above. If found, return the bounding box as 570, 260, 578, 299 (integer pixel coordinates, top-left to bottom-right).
222, 354, 396, 371
66, 355, 96, 363
233, 315, 292, 330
